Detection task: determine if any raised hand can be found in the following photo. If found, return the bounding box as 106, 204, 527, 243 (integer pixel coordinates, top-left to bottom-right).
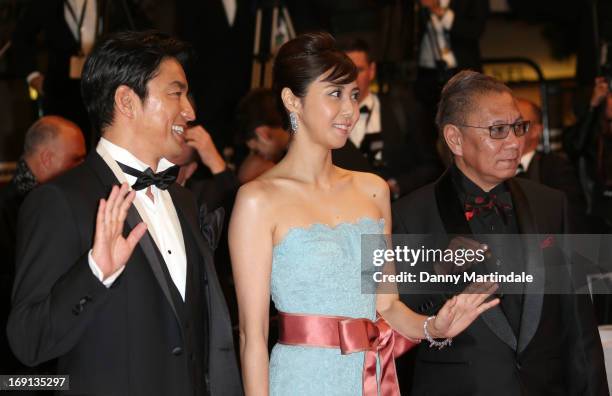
429, 282, 500, 339
183, 125, 226, 174
91, 183, 147, 279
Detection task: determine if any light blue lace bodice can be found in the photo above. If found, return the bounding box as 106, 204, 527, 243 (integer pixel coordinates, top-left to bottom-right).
269, 217, 385, 395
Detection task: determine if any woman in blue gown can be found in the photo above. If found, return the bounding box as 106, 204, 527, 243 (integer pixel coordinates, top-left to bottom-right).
229, 32, 499, 396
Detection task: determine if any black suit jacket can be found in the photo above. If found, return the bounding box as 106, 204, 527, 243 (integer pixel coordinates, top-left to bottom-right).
11, 0, 146, 146
176, 0, 254, 147
378, 93, 442, 196
0, 181, 22, 372
519, 152, 589, 232
417, 0, 489, 71
11, 0, 142, 89
332, 141, 373, 172
7, 152, 242, 395
392, 170, 607, 396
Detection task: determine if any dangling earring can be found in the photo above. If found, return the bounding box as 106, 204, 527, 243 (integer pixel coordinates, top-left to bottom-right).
289, 112, 298, 133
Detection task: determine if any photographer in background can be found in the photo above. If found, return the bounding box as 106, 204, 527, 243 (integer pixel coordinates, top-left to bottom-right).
564, 75, 612, 232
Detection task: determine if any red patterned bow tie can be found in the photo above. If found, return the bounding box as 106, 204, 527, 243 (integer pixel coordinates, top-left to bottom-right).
464, 193, 512, 223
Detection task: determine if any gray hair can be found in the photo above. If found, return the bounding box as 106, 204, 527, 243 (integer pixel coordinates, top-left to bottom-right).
436, 70, 513, 132
23, 116, 77, 157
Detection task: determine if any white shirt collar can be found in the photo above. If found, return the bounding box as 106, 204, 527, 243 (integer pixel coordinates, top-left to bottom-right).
360, 93, 375, 112
520, 150, 536, 172
98, 137, 175, 174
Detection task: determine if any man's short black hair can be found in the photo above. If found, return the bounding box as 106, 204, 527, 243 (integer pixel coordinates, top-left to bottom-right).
234, 89, 284, 143
81, 30, 192, 135
336, 38, 372, 63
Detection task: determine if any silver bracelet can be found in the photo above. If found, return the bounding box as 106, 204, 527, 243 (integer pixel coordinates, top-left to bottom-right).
423, 316, 452, 349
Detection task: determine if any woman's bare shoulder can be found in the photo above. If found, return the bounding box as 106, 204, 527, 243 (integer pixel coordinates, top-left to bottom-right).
343, 169, 389, 199
235, 171, 293, 208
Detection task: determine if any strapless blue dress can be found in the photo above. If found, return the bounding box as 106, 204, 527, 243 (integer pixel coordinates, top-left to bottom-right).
269, 217, 385, 395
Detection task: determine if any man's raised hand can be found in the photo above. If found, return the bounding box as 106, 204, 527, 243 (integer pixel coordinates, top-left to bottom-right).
92, 183, 147, 279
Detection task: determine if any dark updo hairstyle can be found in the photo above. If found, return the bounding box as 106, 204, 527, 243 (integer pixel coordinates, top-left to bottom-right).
272, 32, 357, 129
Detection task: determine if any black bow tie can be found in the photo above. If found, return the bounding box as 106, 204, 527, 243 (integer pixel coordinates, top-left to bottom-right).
117, 162, 179, 191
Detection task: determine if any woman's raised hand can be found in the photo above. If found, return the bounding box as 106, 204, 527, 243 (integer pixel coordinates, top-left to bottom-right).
429, 282, 500, 339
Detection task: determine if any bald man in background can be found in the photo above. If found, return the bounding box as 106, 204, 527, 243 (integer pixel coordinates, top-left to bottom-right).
0, 115, 85, 373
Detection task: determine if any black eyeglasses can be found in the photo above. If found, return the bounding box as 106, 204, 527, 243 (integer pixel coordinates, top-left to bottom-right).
457, 120, 531, 139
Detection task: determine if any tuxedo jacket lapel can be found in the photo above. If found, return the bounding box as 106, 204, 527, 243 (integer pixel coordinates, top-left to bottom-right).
86, 152, 182, 324
168, 184, 212, 302
168, 184, 234, 328
507, 178, 545, 353
435, 170, 518, 350
434, 169, 470, 236
525, 153, 542, 184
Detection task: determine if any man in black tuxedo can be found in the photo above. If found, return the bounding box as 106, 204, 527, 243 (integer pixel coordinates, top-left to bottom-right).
339, 38, 442, 199
11, 0, 146, 148
393, 71, 607, 395
7, 31, 241, 396
175, 0, 254, 149
515, 98, 589, 232
414, 0, 489, 141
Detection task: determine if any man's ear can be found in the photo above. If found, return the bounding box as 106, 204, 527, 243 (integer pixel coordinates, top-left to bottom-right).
253, 125, 271, 142
38, 147, 53, 171
280, 87, 301, 114
246, 138, 258, 151
443, 124, 463, 157
369, 61, 377, 82
114, 85, 138, 119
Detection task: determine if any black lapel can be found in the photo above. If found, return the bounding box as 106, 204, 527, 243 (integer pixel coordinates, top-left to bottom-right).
435, 169, 518, 350
86, 151, 182, 323
86, 151, 119, 188
434, 169, 471, 236
507, 178, 545, 353
57, 0, 78, 48
379, 95, 402, 148
168, 185, 215, 319
379, 95, 392, 145
526, 153, 542, 184
95, 0, 103, 36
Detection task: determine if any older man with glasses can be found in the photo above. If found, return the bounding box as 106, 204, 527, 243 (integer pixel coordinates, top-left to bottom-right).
392, 70, 607, 396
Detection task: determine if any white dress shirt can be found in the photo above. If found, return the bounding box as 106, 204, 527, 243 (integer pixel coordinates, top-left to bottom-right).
222, 0, 237, 26
418, 0, 458, 69
518, 150, 536, 174
89, 138, 188, 300
64, 0, 98, 55
349, 93, 382, 149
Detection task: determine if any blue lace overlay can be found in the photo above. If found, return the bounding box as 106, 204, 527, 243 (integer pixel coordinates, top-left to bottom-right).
269, 218, 385, 395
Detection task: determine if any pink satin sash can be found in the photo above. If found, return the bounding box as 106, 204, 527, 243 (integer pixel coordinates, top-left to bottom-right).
277, 311, 419, 396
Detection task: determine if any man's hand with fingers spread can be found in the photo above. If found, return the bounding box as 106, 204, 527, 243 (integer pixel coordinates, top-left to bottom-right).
91, 183, 147, 280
